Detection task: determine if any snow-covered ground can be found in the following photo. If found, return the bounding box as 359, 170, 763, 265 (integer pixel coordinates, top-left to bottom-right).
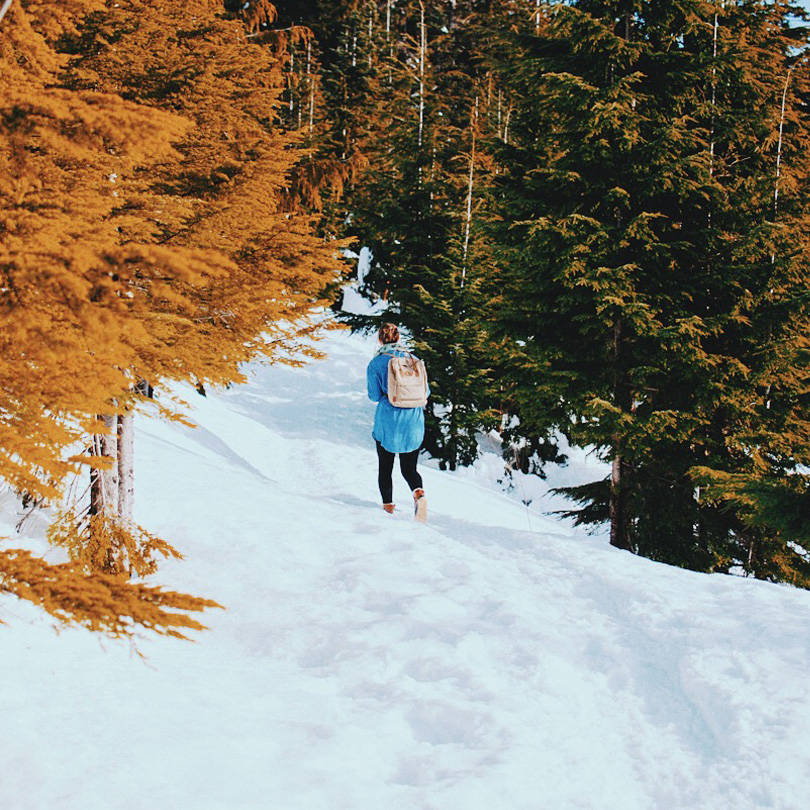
2, 326, 810, 810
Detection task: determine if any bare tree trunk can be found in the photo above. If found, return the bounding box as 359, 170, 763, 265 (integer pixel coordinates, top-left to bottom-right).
90, 414, 118, 516
306, 39, 315, 133
0, 0, 13, 26
774, 65, 793, 214
746, 535, 756, 572
117, 410, 135, 522
289, 49, 295, 115
417, 0, 426, 148
709, 10, 719, 177
608, 11, 633, 550
609, 319, 633, 551
609, 453, 632, 550
297, 65, 303, 129
351, 18, 357, 67
386, 0, 393, 81
461, 96, 479, 285
368, 1, 374, 68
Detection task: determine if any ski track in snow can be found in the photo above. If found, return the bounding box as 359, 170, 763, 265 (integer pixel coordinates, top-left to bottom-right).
2, 328, 810, 810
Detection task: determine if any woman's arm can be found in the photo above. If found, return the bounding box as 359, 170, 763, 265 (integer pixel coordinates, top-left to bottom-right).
367, 358, 385, 402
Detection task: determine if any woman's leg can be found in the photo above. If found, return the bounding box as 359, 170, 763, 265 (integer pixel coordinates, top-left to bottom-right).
376, 441, 395, 504
399, 448, 423, 492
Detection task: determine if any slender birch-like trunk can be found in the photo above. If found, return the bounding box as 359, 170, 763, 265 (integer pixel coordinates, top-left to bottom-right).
289, 50, 295, 115
503, 104, 512, 144
709, 10, 719, 177
609, 320, 633, 551
306, 40, 315, 133
117, 411, 134, 522
352, 18, 357, 68
90, 415, 118, 516
609, 12, 634, 551
368, 1, 374, 68
461, 96, 479, 286
386, 0, 393, 80
0, 0, 13, 26
418, 0, 426, 148
774, 65, 794, 214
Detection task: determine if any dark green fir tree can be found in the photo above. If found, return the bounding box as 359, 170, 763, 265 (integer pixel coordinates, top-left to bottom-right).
341, 1, 511, 468
487, 0, 810, 583
273, 1, 519, 469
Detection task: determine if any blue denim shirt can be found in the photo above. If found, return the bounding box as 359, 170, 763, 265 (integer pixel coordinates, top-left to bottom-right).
367, 346, 429, 454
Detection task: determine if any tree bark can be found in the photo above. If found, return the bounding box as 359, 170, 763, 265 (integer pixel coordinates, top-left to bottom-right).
0, 0, 13, 27
609, 453, 632, 550
461, 96, 478, 284
709, 11, 719, 178
610, 318, 633, 551
774, 65, 794, 214
117, 410, 135, 522
417, 0, 426, 148
90, 414, 118, 516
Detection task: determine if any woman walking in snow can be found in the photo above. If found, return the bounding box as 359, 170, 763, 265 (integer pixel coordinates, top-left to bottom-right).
367, 322, 429, 521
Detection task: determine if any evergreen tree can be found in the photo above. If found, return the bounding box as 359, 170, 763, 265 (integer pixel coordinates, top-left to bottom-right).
268, 1, 521, 469
271, 0, 388, 222
488, 0, 810, 581
0, 0, 340, 634
60, 0, 341, 545
308, 1, 510, 466
408, 96, 502, 468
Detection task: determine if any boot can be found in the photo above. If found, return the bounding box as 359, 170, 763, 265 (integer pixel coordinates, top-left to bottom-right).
413, 489, 427, 522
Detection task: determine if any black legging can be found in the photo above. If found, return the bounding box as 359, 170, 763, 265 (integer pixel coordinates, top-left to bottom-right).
376, 440, 423, 504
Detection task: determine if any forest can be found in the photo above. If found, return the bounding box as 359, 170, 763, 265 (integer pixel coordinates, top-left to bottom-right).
2, 0, 810, 638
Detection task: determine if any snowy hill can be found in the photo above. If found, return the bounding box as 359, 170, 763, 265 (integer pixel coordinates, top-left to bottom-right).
3, 327, 810, 810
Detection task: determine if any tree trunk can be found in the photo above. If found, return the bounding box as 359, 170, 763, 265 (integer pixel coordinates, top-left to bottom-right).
417, 0, 426, 148
461, 96, 478, 284
709, 11, 719, 178
90, 414, 118, 516
774, 65, 793, 214
117, 410, 135, 522
610, 317, 633, 551
448, 402, 458, 472
0, 0, 14, 27
609, 453, 632, 550
368, 1, 374, 68
307, 40, 315, 133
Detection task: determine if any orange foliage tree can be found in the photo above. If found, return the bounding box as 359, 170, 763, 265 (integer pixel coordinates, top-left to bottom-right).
0, 0, 342, 636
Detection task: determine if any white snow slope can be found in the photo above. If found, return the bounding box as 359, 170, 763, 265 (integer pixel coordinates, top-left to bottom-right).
3, 327, 810, 810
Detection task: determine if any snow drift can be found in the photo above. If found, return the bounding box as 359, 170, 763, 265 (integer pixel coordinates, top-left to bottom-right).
1, 327, 809, 810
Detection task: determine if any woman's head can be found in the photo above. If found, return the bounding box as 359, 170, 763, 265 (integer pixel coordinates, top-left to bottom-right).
378, 322, 400, 345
